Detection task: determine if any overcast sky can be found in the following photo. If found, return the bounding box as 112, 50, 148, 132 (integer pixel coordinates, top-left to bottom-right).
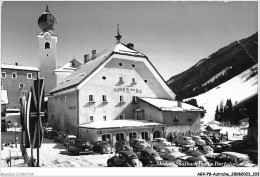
1, 1, 258, 80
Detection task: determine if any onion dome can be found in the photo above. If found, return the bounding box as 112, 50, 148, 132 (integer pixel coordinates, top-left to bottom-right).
38, 5, 57, 31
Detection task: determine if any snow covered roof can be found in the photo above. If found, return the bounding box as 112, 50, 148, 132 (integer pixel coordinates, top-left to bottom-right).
207, 120, 220, 125
54, 59, 82, 72
1, 64, 39, 71
1, 90, 8, 104
49, 42, 146, 94
139, 97, 204, 112
78, 120, 164, 129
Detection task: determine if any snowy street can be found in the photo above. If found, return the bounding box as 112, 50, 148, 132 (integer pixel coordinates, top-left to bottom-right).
26, 138, 113, 167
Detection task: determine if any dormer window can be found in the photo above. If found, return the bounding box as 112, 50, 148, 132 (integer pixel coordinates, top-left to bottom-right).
45, 42, 50, 49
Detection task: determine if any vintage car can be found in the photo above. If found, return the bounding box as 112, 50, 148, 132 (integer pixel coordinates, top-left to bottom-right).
228, 140, 247, 152
207, 151, 257, 167
129, 138, 152, 151
185, 154, 211, 167
156, 146, 187, 161
114, 141, 133, 152
150, 138, 171, 149
107, 151, 143, 167
200, 135, 213, 145
173, 136, 195, 146
54, 131, 67, 143
210, 143, 231, 153
93, 141, 113, 154
43, 127, 53, 138
45, 129, 58, 139
137, 149, 177, 167
179, 145, 201, 156
67, 139, 93, 155
190, 136, 206, 145
63, 135, 77, 147
197, 145, 214, 155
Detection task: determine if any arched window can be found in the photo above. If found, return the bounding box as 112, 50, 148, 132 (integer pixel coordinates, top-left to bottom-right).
102, 134, 111, 142
45, 42, 50, 49
141, 131, 149, 140
116, 133, 125, 141
129, 132, 137, 140
153, 130, 161, 139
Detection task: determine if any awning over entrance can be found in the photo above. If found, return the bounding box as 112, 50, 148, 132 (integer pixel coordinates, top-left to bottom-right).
78, 120, 164, 129
1, 90, 8, 104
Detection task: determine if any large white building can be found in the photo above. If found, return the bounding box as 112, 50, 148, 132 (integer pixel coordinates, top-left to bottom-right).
48, 32, 204, 145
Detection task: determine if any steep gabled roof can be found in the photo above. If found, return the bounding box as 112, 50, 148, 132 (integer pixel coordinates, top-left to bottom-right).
54, 58, 82, 72
49, 42, 146, 94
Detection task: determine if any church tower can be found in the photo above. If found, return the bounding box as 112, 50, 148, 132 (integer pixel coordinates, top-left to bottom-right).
37, 5, 57, 94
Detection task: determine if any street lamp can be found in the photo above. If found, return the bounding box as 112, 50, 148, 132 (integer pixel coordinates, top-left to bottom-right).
14, 121, 18, 148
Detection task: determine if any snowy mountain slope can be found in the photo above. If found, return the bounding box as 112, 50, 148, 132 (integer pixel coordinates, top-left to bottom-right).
185, 64, 258, 124
202, 66, 232, 86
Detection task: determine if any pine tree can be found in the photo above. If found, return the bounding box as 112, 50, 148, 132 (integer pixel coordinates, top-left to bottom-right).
215, 105, 220, 121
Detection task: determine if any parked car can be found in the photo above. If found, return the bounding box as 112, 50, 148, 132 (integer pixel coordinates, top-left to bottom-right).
173, 136, 195, 146
63, 135, 77, 147
209, 135, 220, 143
156, 146, 187, 161
200, 135, 213, 145
67, 139, 93, 155
207, 151, 257, 167
197, 145, 214, 155
114, 141, 133, 152
178, 145, 201, 156
107, 151, 143, 167
242, 149, 258, 164
228, 140, 247, 152
43, 127, 53, 138
93, 141, 113, 154
150, 138, 171, 149
137, 149, 177, 167
46, 129, 58, 139
185, 154, 211, 167
129, 138, 152, 151
54, 131, 67, 143
190, 135, 206, 145
210, 143, 231, 153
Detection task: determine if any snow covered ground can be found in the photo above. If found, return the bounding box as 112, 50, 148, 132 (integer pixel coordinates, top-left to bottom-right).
186, 64, 258, 124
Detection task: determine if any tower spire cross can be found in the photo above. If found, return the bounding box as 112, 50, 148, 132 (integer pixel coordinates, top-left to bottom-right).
115, 24, 122, 43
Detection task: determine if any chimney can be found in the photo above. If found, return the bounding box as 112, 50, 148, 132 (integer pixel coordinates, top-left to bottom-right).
127, 43, 134, 49
84, 54, 90, 64
15, 62, 18, 66
92, 50, 96, 60
178, 101, 182, 108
